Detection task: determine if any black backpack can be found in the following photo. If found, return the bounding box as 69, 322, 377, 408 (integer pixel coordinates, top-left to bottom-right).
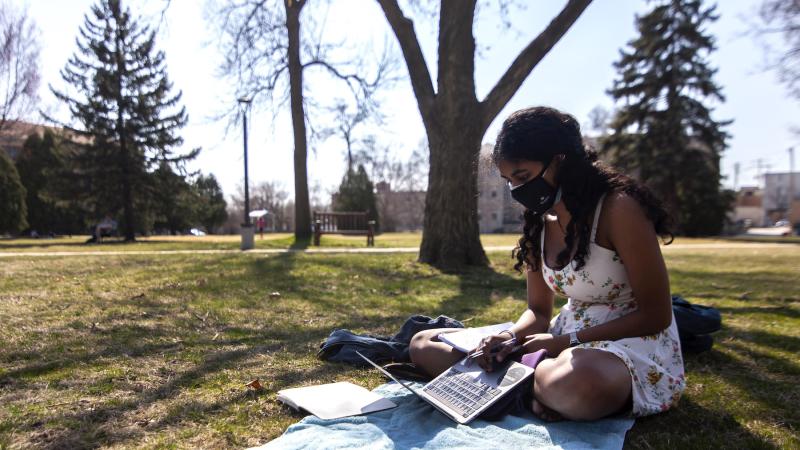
672, 295, 722, 354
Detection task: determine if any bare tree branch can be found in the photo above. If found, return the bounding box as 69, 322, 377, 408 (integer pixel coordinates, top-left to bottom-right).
750, 0, 800, 99
479, 0, 592, 130
376, 0, 435, 124
0, 3, 40, 132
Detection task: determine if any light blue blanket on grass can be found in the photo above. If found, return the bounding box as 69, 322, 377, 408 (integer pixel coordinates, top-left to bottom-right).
251, 382, 635, 450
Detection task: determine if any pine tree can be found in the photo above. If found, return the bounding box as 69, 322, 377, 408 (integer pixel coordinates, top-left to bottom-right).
193, 174, 228, 234
603, 0, 732, 235
50, 0, 196, 241
334, 164, 378, 229
0, 149, 27, 234
15, 131, 88, 235
151, 163, 196, 234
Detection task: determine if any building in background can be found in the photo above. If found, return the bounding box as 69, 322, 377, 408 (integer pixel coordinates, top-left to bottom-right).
732, 186, 764, 227
375, 181, 425, 232
0, 121, 56, 160
0, 121, 90, 161
372, 144, 526, 234
478, 144, 524, 233
762, 172, 800, 226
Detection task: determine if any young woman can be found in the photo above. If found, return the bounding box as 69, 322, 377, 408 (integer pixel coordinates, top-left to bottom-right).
408, 106, 685, 421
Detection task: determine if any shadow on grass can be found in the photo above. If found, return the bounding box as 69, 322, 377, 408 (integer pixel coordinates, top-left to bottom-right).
289, 236, 311, 250
436, 264, 526, 320
19, 252, 447, 448
716, 305, 800, 321
0, 238, 233, 250
22, 251, 774, 448
633, 334, 800, 450
625, 396, 780, 449
0, 239, 96, 250
669, 268, 799, 299
724, 326, 800, 354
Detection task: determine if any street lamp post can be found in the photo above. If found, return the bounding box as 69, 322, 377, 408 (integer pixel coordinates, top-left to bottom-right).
239, 97, 254, 250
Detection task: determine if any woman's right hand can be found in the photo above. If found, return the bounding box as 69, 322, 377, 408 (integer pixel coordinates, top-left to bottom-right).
468, 333, 516, 372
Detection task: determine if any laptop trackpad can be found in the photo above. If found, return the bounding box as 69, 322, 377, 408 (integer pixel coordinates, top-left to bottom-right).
453, 359, 522, 388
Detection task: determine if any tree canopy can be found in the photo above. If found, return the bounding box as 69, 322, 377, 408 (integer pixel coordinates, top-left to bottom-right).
50, 0, 196, 240
603, 0, 732, 235
0, 149, 27, 234
334, 165, 379, 229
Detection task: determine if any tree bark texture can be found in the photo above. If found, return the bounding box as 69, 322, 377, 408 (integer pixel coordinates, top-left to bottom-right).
378, 0, 592, 270
286, 0, 312, 239
417, 0, 486, 270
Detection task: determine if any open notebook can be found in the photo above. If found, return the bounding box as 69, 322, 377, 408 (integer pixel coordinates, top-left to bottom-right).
277, 381, 396, 420
438, 322, 515, 353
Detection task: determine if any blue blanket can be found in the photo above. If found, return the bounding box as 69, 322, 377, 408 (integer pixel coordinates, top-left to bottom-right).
252, 382, 635, 450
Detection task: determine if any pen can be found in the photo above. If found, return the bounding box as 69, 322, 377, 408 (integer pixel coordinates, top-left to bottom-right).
467, 338, 518, 359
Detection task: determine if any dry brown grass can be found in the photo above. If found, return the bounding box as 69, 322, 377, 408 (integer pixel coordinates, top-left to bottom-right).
0, 244, 798, 448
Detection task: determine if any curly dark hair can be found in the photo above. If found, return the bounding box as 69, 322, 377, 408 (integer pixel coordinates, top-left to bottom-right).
492, 106, 674, 273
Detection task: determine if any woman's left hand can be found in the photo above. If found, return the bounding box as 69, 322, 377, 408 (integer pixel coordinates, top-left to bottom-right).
523, 333, 570, 357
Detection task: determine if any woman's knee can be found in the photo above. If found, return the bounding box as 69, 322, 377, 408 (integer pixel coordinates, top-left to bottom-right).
534, 349, 631, 420
408, 330, 437, 364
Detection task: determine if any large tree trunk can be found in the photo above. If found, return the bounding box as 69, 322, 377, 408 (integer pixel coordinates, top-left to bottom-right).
420, 126, 487, 270
286, 0, 312, 239
418, 0, 487, 270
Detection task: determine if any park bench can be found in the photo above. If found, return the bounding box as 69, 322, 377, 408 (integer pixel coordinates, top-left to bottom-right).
313, 211, 375, 246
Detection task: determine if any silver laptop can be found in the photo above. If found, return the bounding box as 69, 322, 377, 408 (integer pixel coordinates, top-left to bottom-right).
356, 351, 534, 424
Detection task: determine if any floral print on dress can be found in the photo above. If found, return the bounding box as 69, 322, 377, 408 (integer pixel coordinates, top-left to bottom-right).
540, 193, 686, 418
547, 272, 575, 296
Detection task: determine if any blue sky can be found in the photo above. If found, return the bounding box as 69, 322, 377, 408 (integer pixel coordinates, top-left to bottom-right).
27, 0, 800, 201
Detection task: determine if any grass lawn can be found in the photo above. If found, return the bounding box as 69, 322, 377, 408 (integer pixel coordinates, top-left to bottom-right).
0, 233, 493, 252
0, 233, 768, 254
0, 243, 798, 448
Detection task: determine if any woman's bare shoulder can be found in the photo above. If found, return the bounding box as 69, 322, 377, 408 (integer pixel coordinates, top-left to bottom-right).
604, 190, 647, 219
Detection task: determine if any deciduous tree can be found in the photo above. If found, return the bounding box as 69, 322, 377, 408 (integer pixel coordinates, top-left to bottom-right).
376, 0, 592, 269
0, 3, 40, 132
210, 0, 393, 240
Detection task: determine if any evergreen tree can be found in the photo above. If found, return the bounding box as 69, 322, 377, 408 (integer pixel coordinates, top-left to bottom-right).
334, 164, 378, 229
602, 0, 732, 235
50, 0, 196, 241
193, 174, 227, 234
15, 131, 87, 234
151, 163, 196, 234
0, 150, 27, 234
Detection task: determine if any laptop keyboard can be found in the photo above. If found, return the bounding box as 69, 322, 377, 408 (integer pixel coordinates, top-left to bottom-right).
422, 368, 502, 418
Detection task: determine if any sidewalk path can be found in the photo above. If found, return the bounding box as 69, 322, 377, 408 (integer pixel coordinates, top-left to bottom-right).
0, 242, 796, 258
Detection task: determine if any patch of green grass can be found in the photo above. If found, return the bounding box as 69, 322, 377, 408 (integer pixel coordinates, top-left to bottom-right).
0, 233, 431, 252
721, 235, 800, 244
0, 233, 753, 254
0, 245, 798, 448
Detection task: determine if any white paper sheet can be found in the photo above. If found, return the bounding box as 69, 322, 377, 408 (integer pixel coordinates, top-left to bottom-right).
277, 381, 396, 420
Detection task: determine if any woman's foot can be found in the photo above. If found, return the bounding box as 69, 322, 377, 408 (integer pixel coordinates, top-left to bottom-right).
531, 398, 564, 422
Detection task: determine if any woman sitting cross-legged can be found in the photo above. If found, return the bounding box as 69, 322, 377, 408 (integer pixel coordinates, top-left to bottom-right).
409, 106, 685, 421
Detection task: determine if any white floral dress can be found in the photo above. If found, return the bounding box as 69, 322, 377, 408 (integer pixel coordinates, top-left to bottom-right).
540, 194, 686, 417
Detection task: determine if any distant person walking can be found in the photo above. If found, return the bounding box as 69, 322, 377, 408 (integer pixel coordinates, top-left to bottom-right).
257, 216, 265, 239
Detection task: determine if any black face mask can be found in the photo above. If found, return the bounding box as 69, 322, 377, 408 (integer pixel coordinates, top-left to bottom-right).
510, 159, 560, 215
